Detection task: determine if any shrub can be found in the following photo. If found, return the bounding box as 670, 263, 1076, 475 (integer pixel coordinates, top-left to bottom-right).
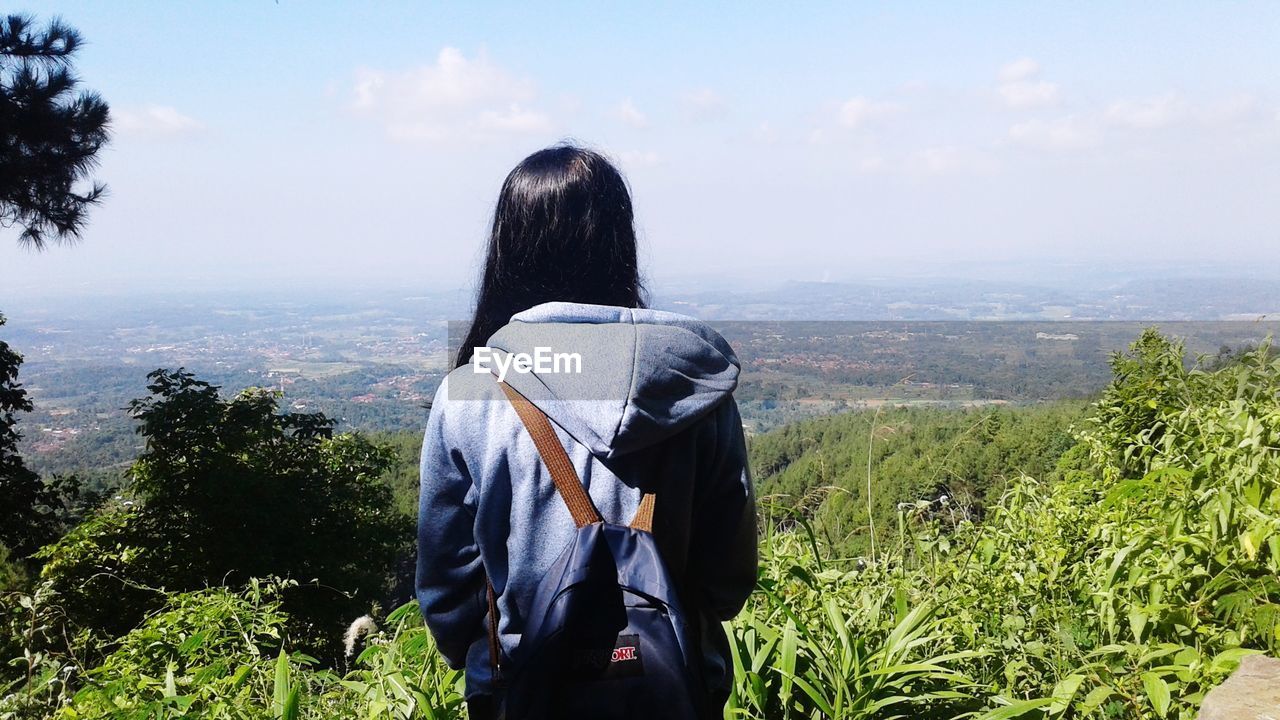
37, 369, 411, 657
0, 545, 25, 594
46, 582, 464, 720
56, 580, 297, 719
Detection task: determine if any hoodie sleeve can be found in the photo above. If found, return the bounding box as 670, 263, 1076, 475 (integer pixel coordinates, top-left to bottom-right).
690, 397, 758, 620
416, 377, 486, 669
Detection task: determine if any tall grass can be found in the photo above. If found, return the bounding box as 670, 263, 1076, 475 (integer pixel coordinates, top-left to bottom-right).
725, 528, 979, 719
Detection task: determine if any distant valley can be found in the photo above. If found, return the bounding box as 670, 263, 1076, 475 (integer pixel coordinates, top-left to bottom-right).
3, 277, 1277, 484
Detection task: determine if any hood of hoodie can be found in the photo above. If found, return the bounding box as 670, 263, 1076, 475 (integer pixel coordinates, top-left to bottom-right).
483, 302, 739, 460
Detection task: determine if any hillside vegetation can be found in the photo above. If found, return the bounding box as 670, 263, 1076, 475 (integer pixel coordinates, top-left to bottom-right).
2, 329, 1278, 719
750, 401, 1084, 557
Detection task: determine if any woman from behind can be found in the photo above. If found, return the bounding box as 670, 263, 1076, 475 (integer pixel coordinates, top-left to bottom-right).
417, 144, 757, 719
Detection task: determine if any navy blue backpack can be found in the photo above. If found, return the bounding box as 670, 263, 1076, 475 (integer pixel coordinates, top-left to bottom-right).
488, 380, 707, 720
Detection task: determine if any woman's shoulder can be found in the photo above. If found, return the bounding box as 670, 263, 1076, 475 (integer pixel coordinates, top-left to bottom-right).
423, 367, 507, 450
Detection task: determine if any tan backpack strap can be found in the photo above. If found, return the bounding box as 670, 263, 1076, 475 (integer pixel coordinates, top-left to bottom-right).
485, 579, 501, 674
630, 492, 656, 532
498, 380, 602, 527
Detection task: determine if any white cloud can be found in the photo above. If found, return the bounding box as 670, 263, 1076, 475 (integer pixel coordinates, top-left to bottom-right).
617, 150, 661, 168
1105, 93, 1186, 129
1008, 116, 1101, 150
1000, 80, 1059, 109
478, 104, 552, 133
752, 121, 779, 143
837, 96, 899, 130
856, 155, 887, 173
1198, 94, 1257, 125
906, 146, 997, 176
351, 72, 384, 110
682, 88, 727, 120
998, 57, 1040, 83
612, 98, 649, 128
907, 149, 953, 174
997, 57, 1059, 109
351, 47, 551, 142
556, 93, 585, 116
114, 105, 203, 136
354, 47, 532, 111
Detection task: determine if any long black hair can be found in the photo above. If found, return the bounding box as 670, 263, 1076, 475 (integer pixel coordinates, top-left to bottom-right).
454, 144, 646, 368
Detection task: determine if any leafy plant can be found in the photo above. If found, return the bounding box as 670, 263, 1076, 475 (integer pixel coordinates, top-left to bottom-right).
36, 369, 411, 655
5, 330, 1278, 719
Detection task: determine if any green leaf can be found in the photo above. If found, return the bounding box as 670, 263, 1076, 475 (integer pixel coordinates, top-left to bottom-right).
778, 618, 797, 711
1128, 609, 1148, 643
975, 697, 1055, 720
1081, 684, 1116, 712
779, 670, 835, 717
1209, 647, 1264, 674
229, 664, 253, 690
163, 665, 177, 698
1048, 674, 1085, 715
273, 649, 292, 718
280, 686, 301, 720
1141, 672, 1171, 717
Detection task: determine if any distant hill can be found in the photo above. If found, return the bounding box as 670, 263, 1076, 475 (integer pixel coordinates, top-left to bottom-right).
655, 277, 1280, 320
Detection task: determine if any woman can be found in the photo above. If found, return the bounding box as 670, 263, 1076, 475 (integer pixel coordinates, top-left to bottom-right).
416, 144, 757, 719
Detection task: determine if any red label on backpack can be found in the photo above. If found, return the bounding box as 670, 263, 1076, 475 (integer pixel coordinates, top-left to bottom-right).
570, 634, 645, 679
605, 634, 643, 677
612, 645, 637, 662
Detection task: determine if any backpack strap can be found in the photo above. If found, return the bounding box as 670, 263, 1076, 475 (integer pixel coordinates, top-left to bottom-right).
630, 490, 656, 532
497, 379, 657, 531
498, 380, 603, 527
485, 581, 501, 676
484, 378, 657, 676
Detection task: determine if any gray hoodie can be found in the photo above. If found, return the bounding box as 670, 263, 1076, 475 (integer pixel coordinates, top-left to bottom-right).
416, 302, 757, 699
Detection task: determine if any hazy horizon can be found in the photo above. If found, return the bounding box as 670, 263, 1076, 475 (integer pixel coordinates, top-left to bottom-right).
5, 258, 1280, 305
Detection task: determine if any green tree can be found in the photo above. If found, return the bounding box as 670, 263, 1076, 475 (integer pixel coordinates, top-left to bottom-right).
0, 544, 25, 593
38, 369, 410, 651
1, 14, 110, 248
0, 313, 77, 566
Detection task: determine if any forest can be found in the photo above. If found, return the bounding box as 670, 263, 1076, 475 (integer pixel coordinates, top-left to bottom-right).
3, 328, 1278, 719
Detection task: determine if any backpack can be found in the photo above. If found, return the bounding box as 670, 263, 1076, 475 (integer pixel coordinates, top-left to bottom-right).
486, 379, 708, 720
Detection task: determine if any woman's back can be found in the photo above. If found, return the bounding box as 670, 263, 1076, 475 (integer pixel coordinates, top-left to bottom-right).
416, 302, 756, 711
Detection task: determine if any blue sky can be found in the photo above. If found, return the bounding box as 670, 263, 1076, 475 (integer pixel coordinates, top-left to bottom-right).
2, 1, 1279, 296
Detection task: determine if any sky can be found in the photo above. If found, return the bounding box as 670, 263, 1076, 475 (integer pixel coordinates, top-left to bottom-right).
2, 1, 1279, 298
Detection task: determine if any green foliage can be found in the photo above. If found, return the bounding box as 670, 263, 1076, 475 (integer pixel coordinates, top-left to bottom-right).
0, 545, 25, 594
36, 369, 411, 653
54, 579, 298, 719
0, 14, 110, 248
1, 313, 80, 567
1, 311, 44, 558
730, 329, 1280, 718
1, 579, 93, 719
366, 430, 427, 518
900, 330, 1280, 718
1, 581, 464, 719
750, 401, 1083, 556
4, 329, 1278, 719
726, 529, 981, 719
317, 601, 465, 719
29, 505, 157, 637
